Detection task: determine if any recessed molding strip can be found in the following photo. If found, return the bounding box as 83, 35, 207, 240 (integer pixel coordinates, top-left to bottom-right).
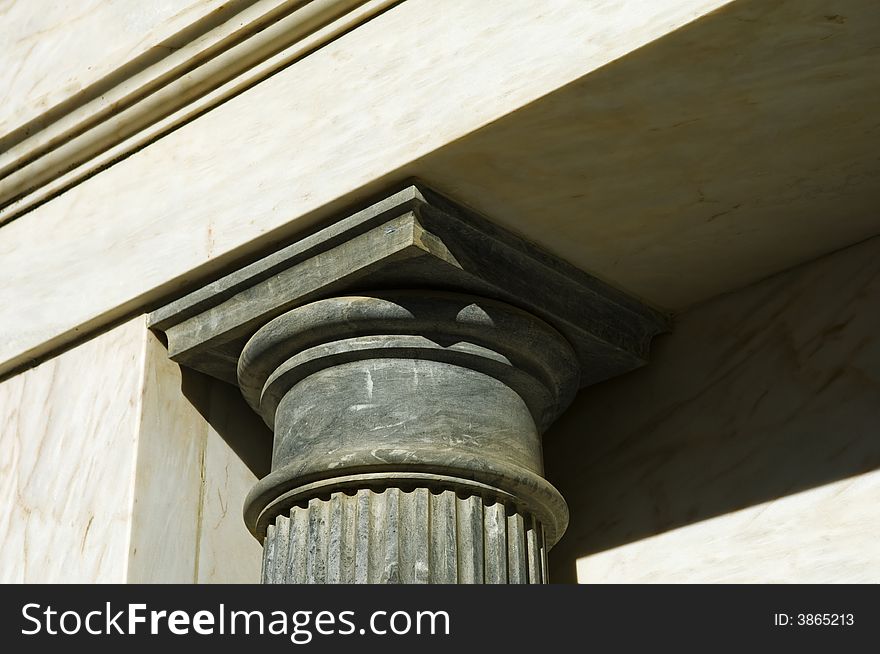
0, 0, 397, 226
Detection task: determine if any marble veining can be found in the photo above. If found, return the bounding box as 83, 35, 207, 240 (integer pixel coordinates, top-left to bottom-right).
0, 316, 264, 582
0, 0, 229, 138
0, 317, 146, 583
0, 0, 730, 377
576, 470, 880, 583
545, 235, 880, 583
126, 330, 208, 583
196, 387, 263, 583
127, 330, 263, 583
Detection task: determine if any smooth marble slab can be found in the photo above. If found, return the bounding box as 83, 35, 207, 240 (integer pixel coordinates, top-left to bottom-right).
197, 404, 264, 584
545, 235, 880, 583
416, 0, 880, 309
0, 0, 229, 138
126, 331, 207, 583
127, 330, 264, 583
0, 317, 146, 583
0, 315, 265, 583
576, 470, 880, 583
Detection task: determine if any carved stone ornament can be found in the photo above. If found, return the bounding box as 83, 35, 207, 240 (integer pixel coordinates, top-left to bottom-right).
149, 183, 668, 583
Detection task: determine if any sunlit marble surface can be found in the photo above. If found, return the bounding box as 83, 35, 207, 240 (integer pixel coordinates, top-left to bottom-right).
0, 317, 145, 583
576, 471, 880, 583
126, 332, 263, 583
0, 317, 264, 583
126, 331, 207, 583
3, 1, 878, 377
0, 0, 732, 376
545, 235, 880, 583
0, 0, 228, 137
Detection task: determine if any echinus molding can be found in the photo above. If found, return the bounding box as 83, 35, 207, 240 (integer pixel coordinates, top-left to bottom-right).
0, 0, 396, 226
149, 183, 669, 583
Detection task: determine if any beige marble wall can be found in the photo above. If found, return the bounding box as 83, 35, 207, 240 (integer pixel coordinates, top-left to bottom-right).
0, 317, 145, 582
0, 0, 229, 137
0, 317, 264, 583
197, 412, 266, 583
125, 331, 207, 583
575, 471, 880, 583
195, 376, 272, 582
545, 235, 880, 583
127, 333, 265, 583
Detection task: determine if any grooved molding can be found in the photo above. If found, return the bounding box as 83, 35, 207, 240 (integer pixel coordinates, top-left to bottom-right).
150, 184, 667, 583
262, 489, 548, 584
0, 0, 396, 225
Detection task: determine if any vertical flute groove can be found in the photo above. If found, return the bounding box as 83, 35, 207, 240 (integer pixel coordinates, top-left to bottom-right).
262, 523, 276, 584
507, 512, 527, 584
263, 488, 548, 584
457, 494, 484, 583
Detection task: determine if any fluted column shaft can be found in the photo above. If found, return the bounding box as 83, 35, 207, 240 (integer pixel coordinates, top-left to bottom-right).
262, 489, 548, 584
239, 291, 579, 584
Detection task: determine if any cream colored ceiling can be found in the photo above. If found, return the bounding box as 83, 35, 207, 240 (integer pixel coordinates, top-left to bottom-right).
406, 0, 880, 310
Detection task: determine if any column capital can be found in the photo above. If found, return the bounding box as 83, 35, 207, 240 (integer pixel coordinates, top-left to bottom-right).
148, 183, 668, 388
149, 183, 669, 583
239, 291, 577, 548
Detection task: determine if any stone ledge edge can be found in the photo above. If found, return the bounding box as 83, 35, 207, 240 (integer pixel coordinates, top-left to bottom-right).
0, 0, 398, 226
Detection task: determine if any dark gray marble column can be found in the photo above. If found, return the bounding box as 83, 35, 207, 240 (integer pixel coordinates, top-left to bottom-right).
148, 183, 668, 584
239, 292, 576, 583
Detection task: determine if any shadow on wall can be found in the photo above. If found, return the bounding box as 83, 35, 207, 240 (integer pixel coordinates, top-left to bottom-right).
181, 369, 273, 480
543, 236, 880, 583
408, 0, 880, 311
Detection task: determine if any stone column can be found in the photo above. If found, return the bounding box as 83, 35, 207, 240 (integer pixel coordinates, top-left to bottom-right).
239, 292, 577, 583
148, 184, 668, 584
